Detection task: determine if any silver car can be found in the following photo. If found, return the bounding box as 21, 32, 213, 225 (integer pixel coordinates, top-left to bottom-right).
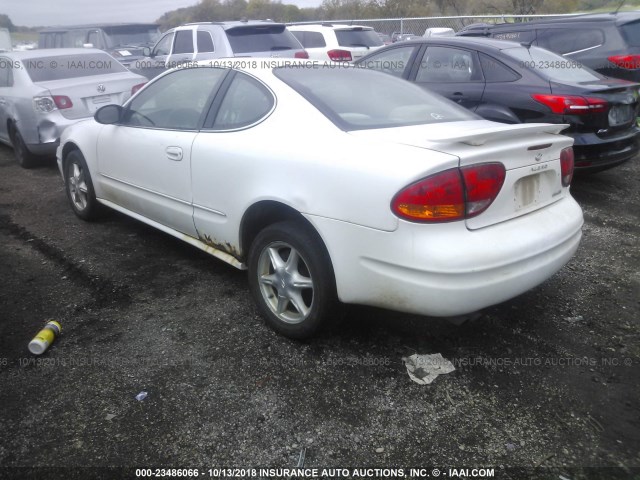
0, 48, 146, 168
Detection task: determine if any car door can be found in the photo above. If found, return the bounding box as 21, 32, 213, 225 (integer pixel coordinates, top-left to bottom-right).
190, 71, 277, 252
166, 29, 196, 68
96, 67, 229, 236
410, 45, 485, 111
150, 31, 174, 68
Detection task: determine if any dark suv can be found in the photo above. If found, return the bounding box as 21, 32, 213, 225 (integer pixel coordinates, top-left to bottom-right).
457, 12, 640, 82
38, 24, 160, 68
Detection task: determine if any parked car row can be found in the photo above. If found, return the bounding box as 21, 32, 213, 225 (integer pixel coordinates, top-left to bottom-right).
356, 36, 640, 172
3, 13, 640, 175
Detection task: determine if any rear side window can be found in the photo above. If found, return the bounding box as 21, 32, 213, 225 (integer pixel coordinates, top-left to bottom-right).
537, 28, 604, 55
620, 21, 640, 46
479, 53, 520, 82
502, 45, 603, 83
213, 73, 274, 130
173, 30, 194, 54
335, 29, 383, 47
358, 45, 418, 77
197, 31, 215, 53
293, 31, 326, 48
226, 25, 301, 54
24, 53, 129, 82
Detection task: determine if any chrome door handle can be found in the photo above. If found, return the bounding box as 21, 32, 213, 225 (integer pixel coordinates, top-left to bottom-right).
166, 146, 183, 161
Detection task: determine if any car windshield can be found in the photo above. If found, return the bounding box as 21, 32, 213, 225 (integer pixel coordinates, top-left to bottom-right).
102, 25, 161, 47
226, 25, 301, 53
336, 29, 383, 47
502, 45, 603, 83
274, 66, 477, 130
24, 53, 129, 82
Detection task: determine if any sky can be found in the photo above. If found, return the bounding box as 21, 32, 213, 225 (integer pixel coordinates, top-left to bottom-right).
0, 0, 322, 27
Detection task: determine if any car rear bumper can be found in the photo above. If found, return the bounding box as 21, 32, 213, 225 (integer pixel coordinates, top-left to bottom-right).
571, 128, 640, 172
306, 196, 583, 317
24, 114, 79, 157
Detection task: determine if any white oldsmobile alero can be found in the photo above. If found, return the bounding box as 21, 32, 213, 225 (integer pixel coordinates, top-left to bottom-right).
56, 59, 584, 339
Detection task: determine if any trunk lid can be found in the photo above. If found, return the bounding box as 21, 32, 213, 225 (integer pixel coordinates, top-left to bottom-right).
550, 79, 640, 133
35, 72, 144, 120
349, 120, 574, 230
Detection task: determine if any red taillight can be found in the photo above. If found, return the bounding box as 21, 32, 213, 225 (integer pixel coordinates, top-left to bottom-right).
52, 95, 73, 109
560, 147, 574, 187
327, 49, 352, 62
461, 163, 507, 217
391, 163, 505, 223
294, 50, 309, 59
531, 94, 608, 115
608, 54, 640, 70
131, 83, 146, 95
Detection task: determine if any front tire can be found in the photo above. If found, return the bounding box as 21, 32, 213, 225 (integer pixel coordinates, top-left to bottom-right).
64, 150, 101, 221
248, 221, 339, 339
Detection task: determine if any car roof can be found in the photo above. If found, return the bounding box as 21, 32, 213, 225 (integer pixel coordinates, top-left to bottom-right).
461, 11, 640, 31
391, 36, 527, 51
183, 20, 286, 29
1, 48, 110, 59
39, 23, 158, 32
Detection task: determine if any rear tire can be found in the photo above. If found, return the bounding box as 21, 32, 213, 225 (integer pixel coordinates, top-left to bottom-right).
9, 124, 38, 169
248, 221, 339, 339
64, 150, 102, 221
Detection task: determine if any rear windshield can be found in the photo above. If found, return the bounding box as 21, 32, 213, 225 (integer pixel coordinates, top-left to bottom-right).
226, 25, 301, 54
102, 25, 160, 48
24, 53, 129, 82
501, 45, 603, 83
274, 66, 476, 130
620, 20, 640, 46
335, 29, 383, 48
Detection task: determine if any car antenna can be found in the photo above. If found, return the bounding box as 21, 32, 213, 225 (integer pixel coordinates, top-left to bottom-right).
614, 0, 626, 14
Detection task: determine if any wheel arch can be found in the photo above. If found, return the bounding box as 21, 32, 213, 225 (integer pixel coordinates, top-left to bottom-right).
239, 200, 331, 264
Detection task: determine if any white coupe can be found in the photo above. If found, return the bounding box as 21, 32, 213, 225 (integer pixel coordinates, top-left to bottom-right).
57, 61, 583, 338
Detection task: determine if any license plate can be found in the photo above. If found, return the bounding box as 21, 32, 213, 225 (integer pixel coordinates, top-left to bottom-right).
514, 174, 542, 211
91, 94, 111, 104
609, 104, 634, 126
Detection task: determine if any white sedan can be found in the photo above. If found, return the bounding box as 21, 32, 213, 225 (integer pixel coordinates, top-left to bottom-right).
57, 61, 583, 338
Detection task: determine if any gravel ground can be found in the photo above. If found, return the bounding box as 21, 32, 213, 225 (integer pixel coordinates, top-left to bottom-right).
0, 144, 638, 480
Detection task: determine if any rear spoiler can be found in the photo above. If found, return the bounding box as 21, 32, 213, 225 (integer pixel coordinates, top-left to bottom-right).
426, 123, 570, 146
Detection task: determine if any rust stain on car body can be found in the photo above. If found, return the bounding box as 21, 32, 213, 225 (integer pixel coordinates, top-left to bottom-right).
199, 233, 241, 259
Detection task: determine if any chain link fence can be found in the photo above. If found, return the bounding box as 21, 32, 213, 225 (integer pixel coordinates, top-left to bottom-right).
290, 14, 580, 37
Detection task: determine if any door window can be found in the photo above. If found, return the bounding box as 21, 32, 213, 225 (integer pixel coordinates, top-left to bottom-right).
173, 30, 194, 54
123, 67, 228, 130
152, 32, 174, 56
416, 46, 482, 83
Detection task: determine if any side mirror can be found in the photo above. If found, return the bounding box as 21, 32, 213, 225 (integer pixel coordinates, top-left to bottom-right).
142, 46, 152, 57
95, 104, 123, 125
